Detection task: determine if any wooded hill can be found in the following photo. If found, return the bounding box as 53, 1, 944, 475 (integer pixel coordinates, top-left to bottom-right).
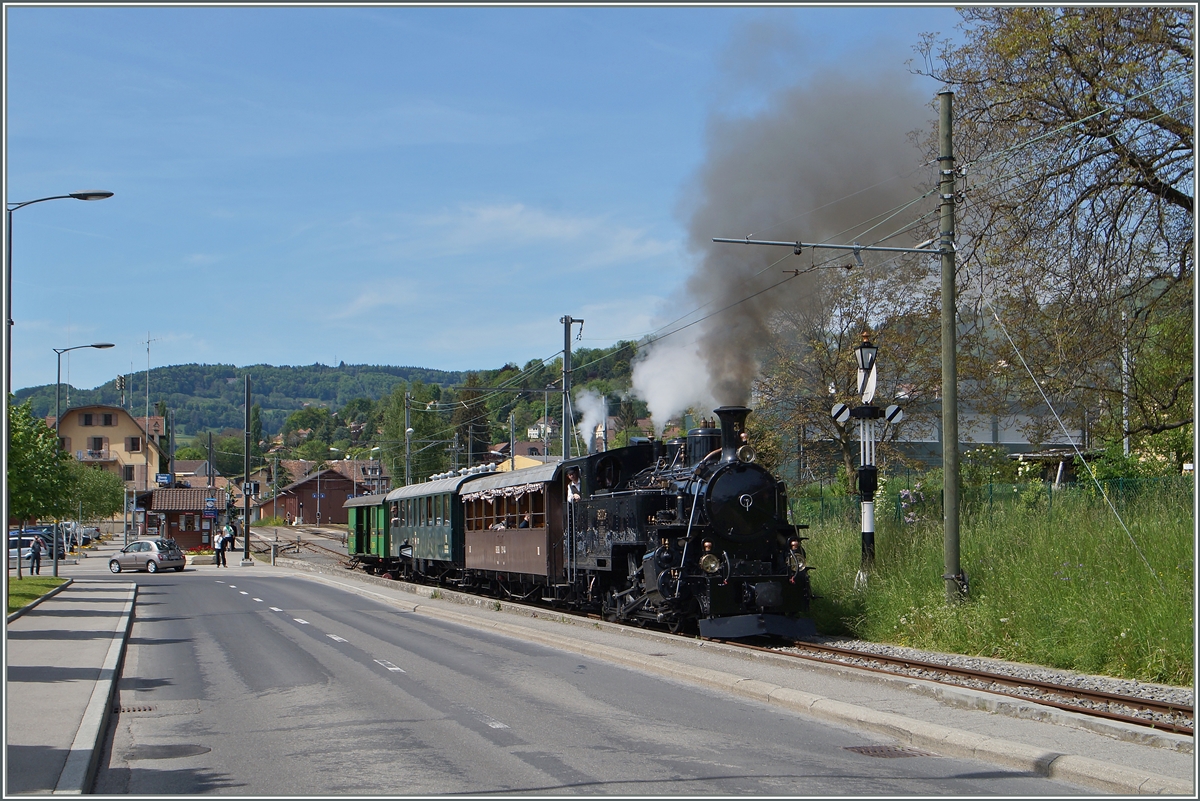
14, 362, 469, 437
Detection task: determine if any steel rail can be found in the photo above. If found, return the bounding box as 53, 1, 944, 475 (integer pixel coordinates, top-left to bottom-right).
724, 640, 1193, 736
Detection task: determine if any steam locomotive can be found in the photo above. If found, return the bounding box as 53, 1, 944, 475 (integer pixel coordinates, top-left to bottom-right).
344, 406, 814, 639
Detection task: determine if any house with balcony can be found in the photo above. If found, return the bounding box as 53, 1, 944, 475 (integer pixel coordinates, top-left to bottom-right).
49, 405, 168, 491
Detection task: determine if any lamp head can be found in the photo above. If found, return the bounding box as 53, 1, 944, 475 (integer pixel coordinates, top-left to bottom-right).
854, 331, 878, 371
69, 191, 114, 201
92, 342, 115, 349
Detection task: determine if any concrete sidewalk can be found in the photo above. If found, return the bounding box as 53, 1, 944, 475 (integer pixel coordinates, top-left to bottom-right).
5, 537, 136, 795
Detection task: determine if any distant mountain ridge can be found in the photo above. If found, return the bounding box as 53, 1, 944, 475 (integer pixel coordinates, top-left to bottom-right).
14, 362, 470, 437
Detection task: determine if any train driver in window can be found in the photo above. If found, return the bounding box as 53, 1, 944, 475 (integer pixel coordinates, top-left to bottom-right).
519, 512, 532, 528
566, 468, 581, 503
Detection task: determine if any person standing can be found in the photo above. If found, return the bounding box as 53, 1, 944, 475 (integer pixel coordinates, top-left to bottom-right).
215, 526, 229, 568
29, 536, 42, 575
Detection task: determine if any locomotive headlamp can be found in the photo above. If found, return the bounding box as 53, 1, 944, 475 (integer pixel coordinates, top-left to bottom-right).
787, 551, 807, 573
736, 444, 756, 462
699, 553, 722, 574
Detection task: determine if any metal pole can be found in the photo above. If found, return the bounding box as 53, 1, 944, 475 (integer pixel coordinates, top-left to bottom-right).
939, 89, 965, 603
56, 349, 63, 438
243, 374, 251, 562
560, 315, 583, 459
562, 315, 571, 459
509, 412, 515, 471
404, 392, 411, 485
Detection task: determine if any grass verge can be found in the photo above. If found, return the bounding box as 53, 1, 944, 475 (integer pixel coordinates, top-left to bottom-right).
7, 576, 68, 615
804, 479, 1193, 686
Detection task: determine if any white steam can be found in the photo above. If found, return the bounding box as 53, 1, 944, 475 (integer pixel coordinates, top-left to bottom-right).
630, 323, 719, 436
574, 388, 609, 454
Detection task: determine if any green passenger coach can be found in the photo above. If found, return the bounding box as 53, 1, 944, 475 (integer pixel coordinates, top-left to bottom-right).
345, 492, 391, 571
383, 474, 483, 578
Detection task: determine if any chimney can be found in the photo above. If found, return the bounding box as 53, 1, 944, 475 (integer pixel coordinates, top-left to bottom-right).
713, 406, 751, 463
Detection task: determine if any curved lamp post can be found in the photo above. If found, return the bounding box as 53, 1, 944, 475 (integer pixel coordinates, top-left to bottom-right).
5, 192, 112, 587
55, 343, 115, 436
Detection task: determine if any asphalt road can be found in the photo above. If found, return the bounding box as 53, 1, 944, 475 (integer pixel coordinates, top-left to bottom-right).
93, 570, 1085, 795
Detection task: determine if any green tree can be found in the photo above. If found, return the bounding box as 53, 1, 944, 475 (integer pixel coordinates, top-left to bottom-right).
915, 7, 1193, 452
213, 435, 245, 477
8, 400, 73, 524
250, 404, 263, 453
67, 462, 125, 522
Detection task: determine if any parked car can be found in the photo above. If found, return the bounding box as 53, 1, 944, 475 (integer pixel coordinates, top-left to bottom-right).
109, 539, 186, 573
9, 536, 36, 566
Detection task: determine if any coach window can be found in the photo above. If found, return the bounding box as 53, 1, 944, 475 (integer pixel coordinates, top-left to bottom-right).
434, 494, 443, 526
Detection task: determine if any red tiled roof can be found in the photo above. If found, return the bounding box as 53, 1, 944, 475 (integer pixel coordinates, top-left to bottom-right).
148, 487, 225, 512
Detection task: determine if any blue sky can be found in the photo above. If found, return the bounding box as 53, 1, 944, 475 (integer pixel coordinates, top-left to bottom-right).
5, 4, 962, 395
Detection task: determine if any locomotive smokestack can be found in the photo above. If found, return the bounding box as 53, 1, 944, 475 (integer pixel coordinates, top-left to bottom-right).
714, 406, 751, 463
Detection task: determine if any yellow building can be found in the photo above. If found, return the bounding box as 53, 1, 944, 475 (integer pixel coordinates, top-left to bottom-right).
50, 405, 168, 491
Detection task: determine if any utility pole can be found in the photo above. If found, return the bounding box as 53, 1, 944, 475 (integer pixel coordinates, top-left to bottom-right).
142, 333, 157, 492
560, 315, 583, 459
404, 392, 411, 485
168, 409, 175, 485
242, 374, 251, 564
938, 89, 966, 603
207, 432, 214, 487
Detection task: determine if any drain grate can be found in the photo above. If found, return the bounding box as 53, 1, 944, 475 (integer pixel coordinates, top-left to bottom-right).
844, 745, 938, 758
113, 705, 156, 714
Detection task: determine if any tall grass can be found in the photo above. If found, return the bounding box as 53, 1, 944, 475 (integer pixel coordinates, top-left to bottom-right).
799, 478, 1194, 686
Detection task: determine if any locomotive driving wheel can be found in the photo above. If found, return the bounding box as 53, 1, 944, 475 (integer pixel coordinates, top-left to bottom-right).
602, 586, 622, 622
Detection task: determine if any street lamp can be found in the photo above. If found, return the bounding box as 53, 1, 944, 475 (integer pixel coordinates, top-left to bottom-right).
7, 192, 114, 407
55, 343, 115, 436
5, 192, 112, 587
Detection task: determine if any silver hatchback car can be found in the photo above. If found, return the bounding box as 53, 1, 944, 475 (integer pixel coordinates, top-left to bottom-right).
109, 539, 186, 573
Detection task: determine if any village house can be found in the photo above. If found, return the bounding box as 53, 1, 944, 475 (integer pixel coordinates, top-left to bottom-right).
49, 405, 168, 491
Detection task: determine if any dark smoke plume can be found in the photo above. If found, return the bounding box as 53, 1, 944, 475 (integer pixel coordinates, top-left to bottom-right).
634, 61, 933, 426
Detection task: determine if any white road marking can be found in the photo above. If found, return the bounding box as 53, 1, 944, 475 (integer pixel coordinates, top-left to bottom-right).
228, 585, 236, 589
327, 634, 348, 643
240, 591, 248, 595
374, 659, 405, 673
253, 598, 263, 602
467, 707, 509, 729
294, 618, 310, 625
269, 607, 283, 612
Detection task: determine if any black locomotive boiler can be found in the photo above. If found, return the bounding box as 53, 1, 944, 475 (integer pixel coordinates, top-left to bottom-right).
345, 405, 814, 639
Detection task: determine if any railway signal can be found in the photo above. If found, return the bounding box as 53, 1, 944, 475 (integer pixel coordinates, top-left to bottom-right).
829, 333, 902, 590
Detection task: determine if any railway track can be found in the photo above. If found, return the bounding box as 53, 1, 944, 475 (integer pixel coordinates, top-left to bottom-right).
722, 639, 1194, 737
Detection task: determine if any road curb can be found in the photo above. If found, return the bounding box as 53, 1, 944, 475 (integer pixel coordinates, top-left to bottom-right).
52, 581, 137, 795
269, 564, 1193, 795
6, 578, 75, 623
